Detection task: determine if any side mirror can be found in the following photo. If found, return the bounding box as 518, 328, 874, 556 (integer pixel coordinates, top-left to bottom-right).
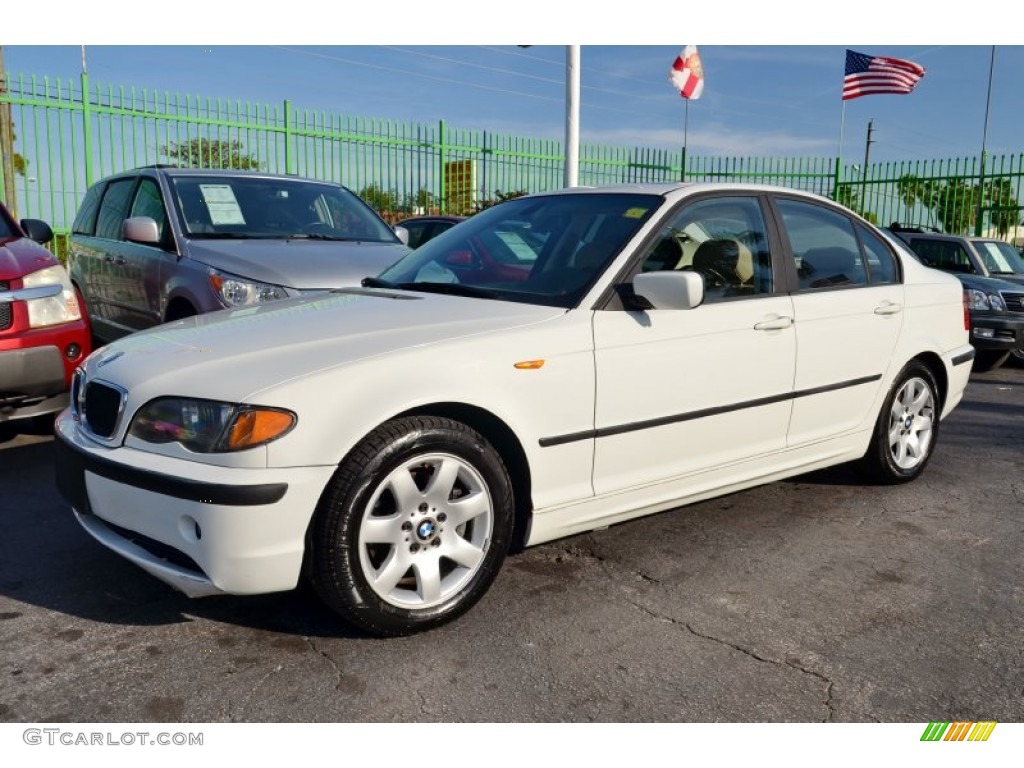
20, 218, 53, 245
123, 216, 160, 245
394, 225, 410, 246
633, 270, 704, 310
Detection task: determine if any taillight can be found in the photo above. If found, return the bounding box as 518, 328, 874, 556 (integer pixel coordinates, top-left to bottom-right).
962, 290, 970, 331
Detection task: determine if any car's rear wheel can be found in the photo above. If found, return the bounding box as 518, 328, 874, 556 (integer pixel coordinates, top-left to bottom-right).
310, 415, 514, 637
973, 350, 1010, 372
857, 361, 940, 484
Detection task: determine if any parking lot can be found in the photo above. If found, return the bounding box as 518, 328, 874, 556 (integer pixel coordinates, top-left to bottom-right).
1, 364, 1022, 723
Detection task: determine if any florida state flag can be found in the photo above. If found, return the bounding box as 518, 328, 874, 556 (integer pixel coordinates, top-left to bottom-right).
669, 45, 704, 100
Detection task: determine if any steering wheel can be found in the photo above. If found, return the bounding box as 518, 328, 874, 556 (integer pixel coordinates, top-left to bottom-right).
300, 222, 339, 236
698, 266, 732, 289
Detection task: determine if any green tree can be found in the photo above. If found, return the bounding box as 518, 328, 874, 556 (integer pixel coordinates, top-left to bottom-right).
404, 187, 438, 214
896, 173, 932, 225
982, 176, 1021, 236
162, 138, 261, 170
358, 183, 398, 213
474, 189, 527, 212
925, 178, 980, 234
833, 182, 860, 212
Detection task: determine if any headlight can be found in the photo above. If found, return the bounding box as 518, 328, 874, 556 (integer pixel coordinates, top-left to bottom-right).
128, 397, 296, 453
208, 268, 289, 307
964, 288, 1005, 312
22, 265, 82, 328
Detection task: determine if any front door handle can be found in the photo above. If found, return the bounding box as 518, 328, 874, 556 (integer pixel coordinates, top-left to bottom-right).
874, 301, 903, 316
754, 315, 794, 331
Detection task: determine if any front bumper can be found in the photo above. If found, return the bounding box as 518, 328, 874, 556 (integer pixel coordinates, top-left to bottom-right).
54, 410, 336, 597
968, 313, 1024, 352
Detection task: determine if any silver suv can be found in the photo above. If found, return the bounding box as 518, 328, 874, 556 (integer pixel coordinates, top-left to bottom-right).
68, 167, 410, 343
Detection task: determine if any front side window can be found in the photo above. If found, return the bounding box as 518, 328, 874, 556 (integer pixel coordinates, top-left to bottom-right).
376, 193, 660, 309
95, 178, 137, 240
777, 198, 868, 290
130, 178, 169, 243
638, 196, 774, 301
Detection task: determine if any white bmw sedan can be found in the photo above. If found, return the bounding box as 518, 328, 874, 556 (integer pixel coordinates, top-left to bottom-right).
55, 183, 974, 636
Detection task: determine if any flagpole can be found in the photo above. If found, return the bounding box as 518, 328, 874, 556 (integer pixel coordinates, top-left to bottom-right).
974, 45, 995, 236
682, 98, 689, 182
836, 88, 847, 200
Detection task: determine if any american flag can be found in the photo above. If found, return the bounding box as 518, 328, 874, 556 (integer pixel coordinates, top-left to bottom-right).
843, 49, 925, 101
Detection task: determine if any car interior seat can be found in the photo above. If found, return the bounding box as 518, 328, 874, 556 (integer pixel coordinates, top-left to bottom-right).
691, 239, 745, 295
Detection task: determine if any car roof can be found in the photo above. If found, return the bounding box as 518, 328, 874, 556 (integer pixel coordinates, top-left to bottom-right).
520, 182, 848, 204
106, 166, 347, 186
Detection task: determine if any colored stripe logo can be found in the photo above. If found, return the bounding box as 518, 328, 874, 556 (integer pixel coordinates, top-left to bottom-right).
921, 721, 997, 741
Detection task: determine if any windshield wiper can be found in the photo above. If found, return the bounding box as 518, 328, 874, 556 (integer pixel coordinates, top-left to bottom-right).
287, 233, 365, 241
188, 232, 260, 239
390, 281, 499, 299
360, 278, 497, 299
361, 277, 396, 289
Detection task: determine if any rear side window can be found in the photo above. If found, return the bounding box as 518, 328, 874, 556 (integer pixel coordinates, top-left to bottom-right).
72, 183, 104, 236
95, 178, 137, 240
777, 199, 868, 290
857, 225, 899, 284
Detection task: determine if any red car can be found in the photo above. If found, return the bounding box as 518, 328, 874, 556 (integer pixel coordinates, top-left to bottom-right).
0, 203, 91, 426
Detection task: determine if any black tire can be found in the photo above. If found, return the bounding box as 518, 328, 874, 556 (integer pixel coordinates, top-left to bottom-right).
165, 302, 197, 322
1007, 349, 1024, 368
310, 415, 514, 637
972, 350, 1010, 373
857, 361, 941, 485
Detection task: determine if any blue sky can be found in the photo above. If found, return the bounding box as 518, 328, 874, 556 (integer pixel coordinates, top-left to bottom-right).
4, 7, 1022, 166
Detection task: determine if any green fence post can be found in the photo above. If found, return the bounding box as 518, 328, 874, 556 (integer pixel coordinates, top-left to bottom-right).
438, 119, 447, 215
833, 156, 842, 201
81, 71, 94, 187
284, 99, 294, 175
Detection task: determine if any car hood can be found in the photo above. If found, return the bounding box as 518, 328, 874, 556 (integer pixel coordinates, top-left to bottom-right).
184, 238, 411, 289
957, 273, 1024, 293
986, 273, 1024, 288
84, 289, 565, 401
0, 236, 57, 281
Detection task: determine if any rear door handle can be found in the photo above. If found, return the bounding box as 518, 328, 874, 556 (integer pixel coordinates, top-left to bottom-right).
874, 301, 902, 316
754, 315, 794, 331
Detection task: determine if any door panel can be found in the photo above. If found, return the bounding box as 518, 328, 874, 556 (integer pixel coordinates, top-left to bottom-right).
592, 295, 796, 495
787, 285, 904, 444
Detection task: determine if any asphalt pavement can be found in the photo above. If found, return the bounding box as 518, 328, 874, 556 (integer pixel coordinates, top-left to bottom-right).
1, 365, 1021, 723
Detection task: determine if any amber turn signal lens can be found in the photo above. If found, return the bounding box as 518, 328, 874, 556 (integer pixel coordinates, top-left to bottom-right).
224, 409, 296, 450
513, 360, 545, 370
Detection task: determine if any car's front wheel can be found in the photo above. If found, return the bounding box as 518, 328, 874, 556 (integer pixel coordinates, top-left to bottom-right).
857, 361, 940, 484
310, 416, 514, 636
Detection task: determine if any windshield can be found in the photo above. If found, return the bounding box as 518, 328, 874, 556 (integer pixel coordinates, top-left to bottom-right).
170, 175, 399, 243
974, 240, 1024, 275
375, 193, 661, 308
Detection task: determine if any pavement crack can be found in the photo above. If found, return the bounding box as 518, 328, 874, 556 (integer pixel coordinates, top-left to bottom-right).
232, 663, 284, 722
629, 599, 836, 721
306, 636, 343, 690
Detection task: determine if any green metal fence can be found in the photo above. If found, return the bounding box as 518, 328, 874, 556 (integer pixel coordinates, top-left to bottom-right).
1, 71, 1023, 248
